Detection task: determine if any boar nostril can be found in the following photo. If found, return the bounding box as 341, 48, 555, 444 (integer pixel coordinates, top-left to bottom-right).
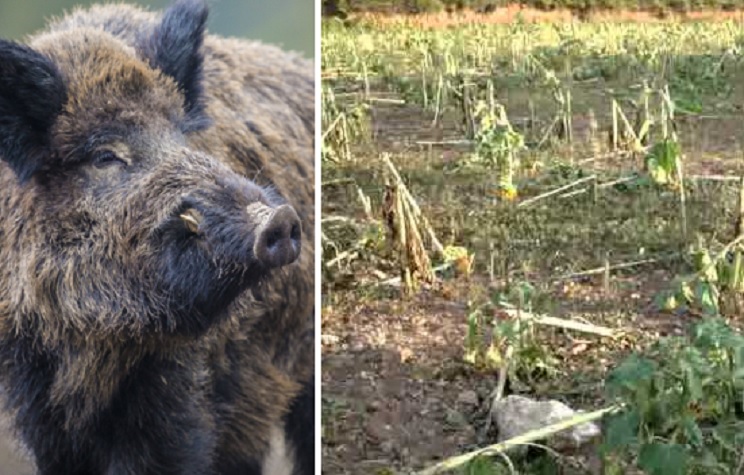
265, 228, 284, 249
253, 204, 302, 269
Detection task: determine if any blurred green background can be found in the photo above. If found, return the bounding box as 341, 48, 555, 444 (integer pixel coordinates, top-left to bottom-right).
0, 0, 314, 58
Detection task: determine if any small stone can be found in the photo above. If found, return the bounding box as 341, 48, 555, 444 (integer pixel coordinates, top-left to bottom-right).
457, 390, 479, 407
444, 408, 469, 429
379, 440, 395, 454
365, 412, 392, 443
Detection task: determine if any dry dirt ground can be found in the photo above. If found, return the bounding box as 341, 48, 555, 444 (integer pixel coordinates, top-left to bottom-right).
321, 79, 744, 472
321, 269, 700, 474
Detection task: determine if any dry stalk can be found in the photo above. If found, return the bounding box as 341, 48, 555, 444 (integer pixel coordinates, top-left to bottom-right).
381, 154, 444, 255
555, 256, 663, 281
517, 175, 596, 208
416, 406, 620, 475
383, 179, 434, 295
738, 176, 744, 237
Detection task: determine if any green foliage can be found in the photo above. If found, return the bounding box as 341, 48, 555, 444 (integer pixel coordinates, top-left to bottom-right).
461, 102, 525, 198
462, 455, 505, 475
669, 54, 734, 113
462, 451, 572, 474
603, 318, 744, 474
464, 282, 559, 386
464, 304, 503, 370
645, 139, 681, 188
658, 239, 744, 317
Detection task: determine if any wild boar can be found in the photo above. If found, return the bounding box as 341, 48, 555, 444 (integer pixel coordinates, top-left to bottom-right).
0, 0, 314, 474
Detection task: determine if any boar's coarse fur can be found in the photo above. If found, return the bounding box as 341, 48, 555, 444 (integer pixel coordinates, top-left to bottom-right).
0, 0, 314, 474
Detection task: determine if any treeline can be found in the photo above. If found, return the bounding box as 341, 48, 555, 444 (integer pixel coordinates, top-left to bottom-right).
322, 0, 744, 15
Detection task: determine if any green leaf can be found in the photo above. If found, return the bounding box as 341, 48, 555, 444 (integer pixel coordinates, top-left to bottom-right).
484, 343, 503, 370
681, 415, 704, 447
606, 354, 656, 397
695, 281, 719, 316
646, 157, 668, 185
683, 363, 704, 401
696, 449, 729, 470
602, 410, 640, 452
693, 318, 731, 349
463, 348, 478, 366
638, 443, 688, 475
717, 258, 733, 289
645, 139, 681, 186
693, 248, 718, 282
465, 455, 501, 475
679, 281, 694, 303
673, 97, 702, 114
465, 310, 481, 363
512, 281, 535, 306
659, 291, 678, 311
734, 250, 744, 291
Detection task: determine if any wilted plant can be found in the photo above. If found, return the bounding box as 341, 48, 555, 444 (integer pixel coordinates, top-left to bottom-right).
645, 138, 681, 189
470, 101, 525, 200
463, 282, 559, 387
659, 235, 744, 318
442, 245, 475, 277
321, 86, 370, 163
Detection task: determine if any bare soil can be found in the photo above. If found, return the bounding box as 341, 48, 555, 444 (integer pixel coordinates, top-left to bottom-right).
322, 269, 698, 474
322, 84, 744, 473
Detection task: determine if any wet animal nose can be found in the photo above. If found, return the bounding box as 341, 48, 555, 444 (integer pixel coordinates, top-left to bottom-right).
253, 204, 302, 269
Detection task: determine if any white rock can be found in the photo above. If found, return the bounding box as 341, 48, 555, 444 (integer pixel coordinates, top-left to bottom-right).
491, 395, 600, 452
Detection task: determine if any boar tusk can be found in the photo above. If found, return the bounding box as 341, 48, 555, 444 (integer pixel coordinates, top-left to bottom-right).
179, 209, 202, 233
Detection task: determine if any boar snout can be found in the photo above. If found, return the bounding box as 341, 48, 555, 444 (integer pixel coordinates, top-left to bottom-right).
175, 193, 302, 271
252, 204, 301, 269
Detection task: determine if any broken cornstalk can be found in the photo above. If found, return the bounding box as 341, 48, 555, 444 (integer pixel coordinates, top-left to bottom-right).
381, 154, 439, 294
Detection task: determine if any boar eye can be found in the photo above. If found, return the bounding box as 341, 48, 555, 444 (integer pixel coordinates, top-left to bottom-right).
92, 151, 125, 169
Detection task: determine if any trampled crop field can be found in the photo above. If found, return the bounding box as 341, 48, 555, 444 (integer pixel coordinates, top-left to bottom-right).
322, 13, 744, 475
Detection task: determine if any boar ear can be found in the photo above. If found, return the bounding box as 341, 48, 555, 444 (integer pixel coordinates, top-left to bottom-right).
142, 0, 209, 131
0, 40, 66, 182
